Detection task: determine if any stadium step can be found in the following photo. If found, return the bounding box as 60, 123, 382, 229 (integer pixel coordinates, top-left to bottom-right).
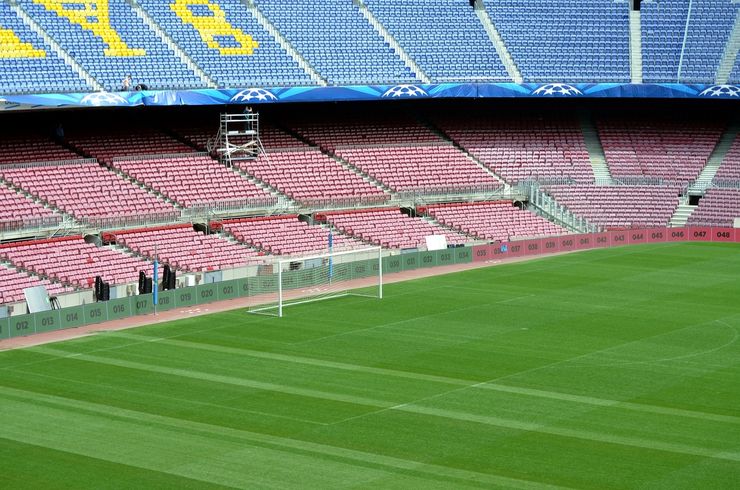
579, 115, 614, 185
629, 10, 643, 84
353, 0, 431, 84
690, 122, 740, 192
716, 7, 740, 84
107, 164, 183, 209
245, 0, 327, 86
476, 1, 523, 83
10, 2, 102, 91
669, 202, 697, 227
127, 0, 216, 89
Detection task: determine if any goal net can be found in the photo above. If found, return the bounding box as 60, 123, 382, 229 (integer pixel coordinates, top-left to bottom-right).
249, 247, 383, 317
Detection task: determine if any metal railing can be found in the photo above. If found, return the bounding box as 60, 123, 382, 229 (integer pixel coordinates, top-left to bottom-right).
0, 158, 97, 170
79, 211, 181, 230
183, 197, 281, 217
111, 152, 209, 163
0, 215, 63, 233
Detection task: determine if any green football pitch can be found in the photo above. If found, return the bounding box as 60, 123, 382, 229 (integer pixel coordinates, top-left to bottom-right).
1, 242, 739, 489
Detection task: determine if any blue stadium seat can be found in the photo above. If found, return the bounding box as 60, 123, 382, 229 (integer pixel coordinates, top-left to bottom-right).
486, 0, 630, 82
18, 0, 203, 91
0, 3, 88, 94
137, 0, 313, 88
363, 0, 510, 82
254, 0, 416, 85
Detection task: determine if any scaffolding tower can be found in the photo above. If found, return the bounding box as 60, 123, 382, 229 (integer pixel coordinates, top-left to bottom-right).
208, 111, 266, 167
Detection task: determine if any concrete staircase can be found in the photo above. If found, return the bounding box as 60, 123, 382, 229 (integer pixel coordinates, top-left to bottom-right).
716, 7, 740, 84
354, 0, 431, 83
244, 0, 326, 86
10, 2, 103, 91
691, 122, 740, 192
669, 201, 697, 227
579, 116, 613, 184
476, 1, 523, 83
629, 10, 644, 84
127, 0, 216, 88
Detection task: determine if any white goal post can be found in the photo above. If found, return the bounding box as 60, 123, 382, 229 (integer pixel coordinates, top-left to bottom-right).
249, 247, 383, 317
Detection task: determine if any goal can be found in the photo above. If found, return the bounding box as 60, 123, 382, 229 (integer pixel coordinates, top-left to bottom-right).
249, 247, 383, 317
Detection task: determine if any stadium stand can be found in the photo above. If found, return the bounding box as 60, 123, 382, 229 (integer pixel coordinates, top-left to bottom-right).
545, 184, 680, 229
0, 2, 88, 94
712, 135, 740, 182
0, 160, 177, 226
18, 0, 202, 91
112, 224, 261, 272
641, 0, 738, 83
335, 144, 501, 193
254, 0, 415, 85
221, 215, 365, 256
65, 127, 195, 164
688, 188, 740, 226
438, 116, 594, 184
292, 116, 442, 151
237, 149, 389, 205
110, 154, 275, 209
0, 134, 80, 163
318, 208, 469, 249
597, 119, 724, 184
689, 137, 740, 226
0, 235, 153, 288
0, 184, 61, 231
137, 0, 313, 87
362, 0, 509, 82
486, 0, 630, 82
422, 201, 569, 241
0, 264, 72, 306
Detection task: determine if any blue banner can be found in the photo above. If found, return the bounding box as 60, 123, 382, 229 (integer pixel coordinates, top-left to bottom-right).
1, 83, 738, 111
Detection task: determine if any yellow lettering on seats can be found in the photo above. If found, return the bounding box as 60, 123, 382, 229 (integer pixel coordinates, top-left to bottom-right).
0, 27, 46, 58
171, 0, 258, 56
31, 0, 145, 56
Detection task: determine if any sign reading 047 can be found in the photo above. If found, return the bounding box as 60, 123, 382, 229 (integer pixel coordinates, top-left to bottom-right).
170, 0, 259, 55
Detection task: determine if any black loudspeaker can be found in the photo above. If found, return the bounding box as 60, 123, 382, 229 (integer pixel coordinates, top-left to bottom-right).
95, 276, 103, 301
168, 269, 176, 290
144, 277, 153, 294
102, 282, 110, 301
162, 265, 171, 291
138, 271, 146, 294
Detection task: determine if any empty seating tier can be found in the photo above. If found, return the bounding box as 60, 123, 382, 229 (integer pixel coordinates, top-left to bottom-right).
335, 144, 501, 193
19, 0, 202, 91
111, 154, 275, 209
255, 0, 415, 85
66, 128, 195, 164
293, 117, 443, 152
0, 161, 177, 226
598, 119, 723, 184
712, 136, 740, 182
319, 208, 469, 250
0, 2, 88, 94
0, 236, 152, 288
0, 134, 81, 163
112, 225, 262, 272
221, 215, 365, 256
0, 263, 73, 306
642, 0, 738, 83
688, 188, 740, 227
487, 0, 630, 82
439, 117, 593, 184
545, 185, 680, 229
363, 0, 509, 82
236, 149, 389, 206
423, 201, 569, 241
0, 184, 61, 231
138, 0, 312, 87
